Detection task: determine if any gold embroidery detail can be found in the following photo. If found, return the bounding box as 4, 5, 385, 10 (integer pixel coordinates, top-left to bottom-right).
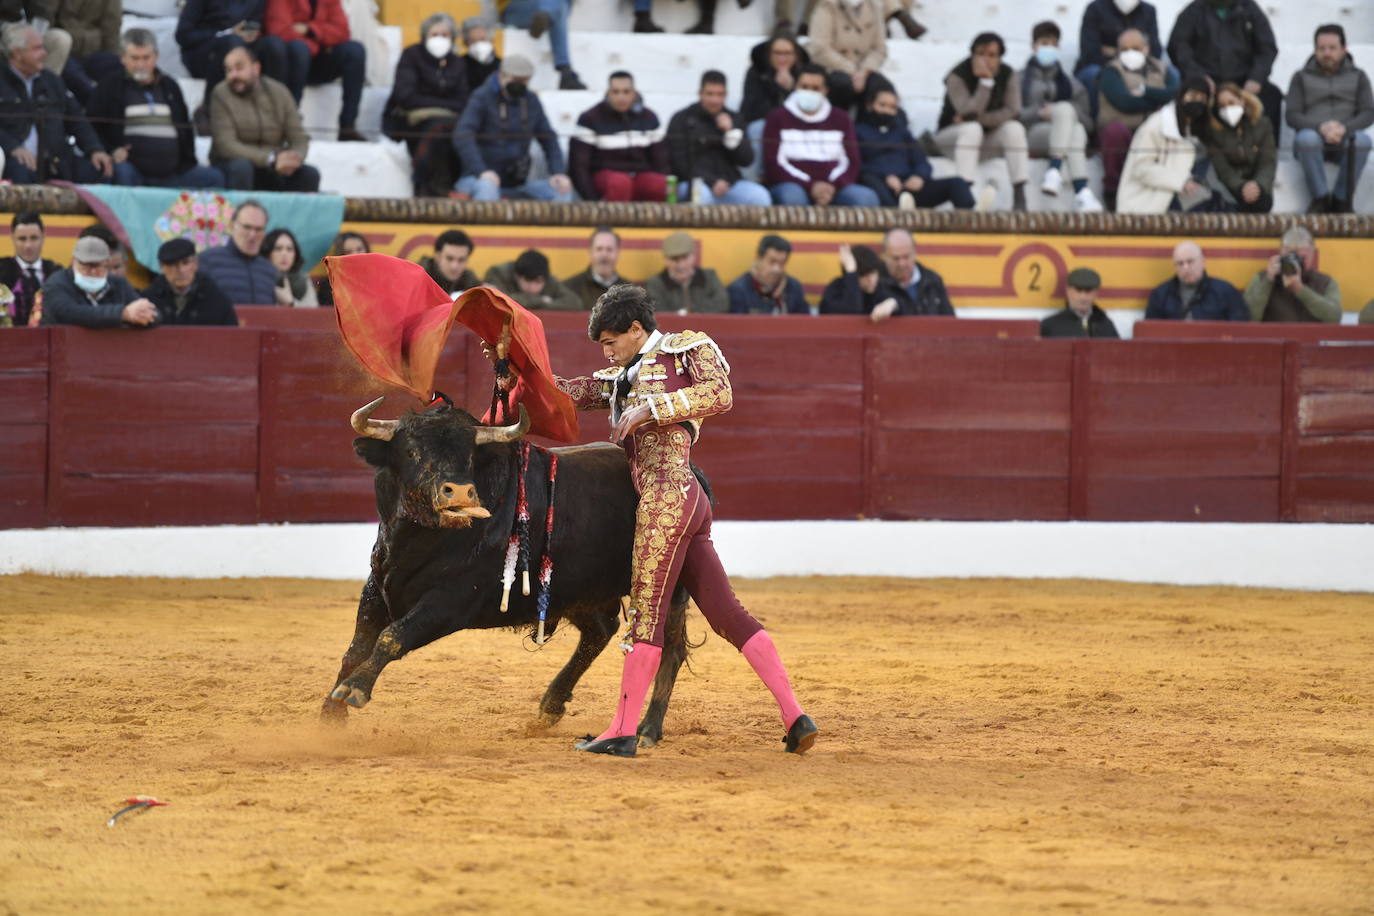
626, 425, 696, 643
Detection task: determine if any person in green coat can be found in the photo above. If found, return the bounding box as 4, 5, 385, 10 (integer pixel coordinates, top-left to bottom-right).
643, 232, 728, 315
1204, 83, 1276, 213
483, 249, 583, 311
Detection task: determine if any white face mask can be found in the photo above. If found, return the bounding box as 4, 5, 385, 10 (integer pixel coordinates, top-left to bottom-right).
1114, 0, 1140, 13
1219, 104, 1245, 127
1118, 49, 1146, 71
467, 40, 494, 64
424, 35, 453, 59
792, 88, 823, 113
73, 270, 107, 294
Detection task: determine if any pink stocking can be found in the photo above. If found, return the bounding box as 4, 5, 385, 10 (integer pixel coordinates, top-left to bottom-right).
741, 630, 804, 729
594, 642, 663, 741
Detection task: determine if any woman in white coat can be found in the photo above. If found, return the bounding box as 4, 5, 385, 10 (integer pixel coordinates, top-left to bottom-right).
1117, 77, 1212, 214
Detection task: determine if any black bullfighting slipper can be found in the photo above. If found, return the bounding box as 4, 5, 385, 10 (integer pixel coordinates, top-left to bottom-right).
782, 714, 818, 754
573, 734, 638, 757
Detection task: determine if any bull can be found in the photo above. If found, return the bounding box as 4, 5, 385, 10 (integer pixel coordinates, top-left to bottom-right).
320, 396, 691, 747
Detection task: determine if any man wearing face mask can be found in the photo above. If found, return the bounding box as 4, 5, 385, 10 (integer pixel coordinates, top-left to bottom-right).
40, 236, 156, 329
460, 17, 498, 93
1287, 24, 1374, 215
87, 28, 225, 188
1019, 20, 1102, 212
452, 54, 572, 203
1075, 0, 1163, 111
762, 63, 878, 207
384, 12, 469, 197
1167, 0, 1281, 144
1098, 27, 1177, 211
1117, 77, 1212, 214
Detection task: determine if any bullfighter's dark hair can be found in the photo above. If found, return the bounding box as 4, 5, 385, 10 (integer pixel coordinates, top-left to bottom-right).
436, 229, 474, 253
588, 284, 657, 340
11, 211, 42, 232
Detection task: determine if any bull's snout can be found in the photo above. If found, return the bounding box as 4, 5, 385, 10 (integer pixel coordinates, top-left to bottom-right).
434, 481, 490, 525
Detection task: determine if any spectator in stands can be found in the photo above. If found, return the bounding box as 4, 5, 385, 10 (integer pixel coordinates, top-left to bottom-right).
77, 224, 126, 279
0, 211, 58, 326
420, 228, 479, 299
570, 70, 670, 203
1361, 300, 1374, 325
384, 12, 469, 197
199, 199, 278, 305
936, 32, 1029, 211
177, 0, 290, 131
263, 227, 319, 307
880, 228, 954, 316
40, 235, 155, 328
819, 243, 914, 321
461, 16, 498, 92
315, 231, 367, 305
1243, 226, 1342, 323
857, 88, 974, 210
495, 0, 584, 89
772, 0, 815, 37
1117, 77, 1213, 214
1075, 0, 1163, 104
266, 0, 367, 141
142, 238, 239, 326
667, 70, 768, 207
741, 34, 806, 127
0, 23, 112, 183
1205, 83, 1275, 214
0, 3, 71, 77
210, 44, 320, 192
1098, 27, 1177, 212
51, 0, 120, 104
727, 234, 810, 315
564, 226, 629, 311
1020, 21, 1103, 212
1167, 0, 1280, 144
1145, 241, 1247, 321
1039, 268, 1119, 338
484, 248, 581, 311
1287, 24, 1374, 215
645, 231, 727, 315
452, 54, 572, 203
88, 29, 225, 189
763, 64, 878, 207
807, 0, 886, 112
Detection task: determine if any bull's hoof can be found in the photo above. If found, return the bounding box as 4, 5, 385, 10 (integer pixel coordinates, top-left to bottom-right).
329, 684, 370, 708
636, 733, 659, 749
319, 697, 350, 726
537, 709, 564, 728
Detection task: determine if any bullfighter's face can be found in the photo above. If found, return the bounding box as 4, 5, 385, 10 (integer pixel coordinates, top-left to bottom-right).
597, 320, 649, 368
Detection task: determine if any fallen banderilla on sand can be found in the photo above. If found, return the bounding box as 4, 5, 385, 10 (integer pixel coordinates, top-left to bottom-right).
106, 795, 168, 827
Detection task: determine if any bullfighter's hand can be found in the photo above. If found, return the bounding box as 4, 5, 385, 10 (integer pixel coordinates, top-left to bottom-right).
480, 341, 521, 390
613, 403, 653, 442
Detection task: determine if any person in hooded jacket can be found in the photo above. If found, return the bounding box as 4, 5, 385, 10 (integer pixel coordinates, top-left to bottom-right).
856, 87, 974, 209
1019, 20, 1102, 211
384, 12, 469, 197
763, 64, 878, 206
1117, 77, 1213, 214
1204, 82, 1275, 213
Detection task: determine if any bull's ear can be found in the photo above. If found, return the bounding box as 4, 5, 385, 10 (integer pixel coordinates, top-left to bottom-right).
354, 437, 392, 467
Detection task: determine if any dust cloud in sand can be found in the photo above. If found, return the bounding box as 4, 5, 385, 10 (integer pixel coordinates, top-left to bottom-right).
2, 574, 1371, 914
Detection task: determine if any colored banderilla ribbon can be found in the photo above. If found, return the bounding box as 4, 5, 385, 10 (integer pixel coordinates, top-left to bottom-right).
106, 795, 168, 827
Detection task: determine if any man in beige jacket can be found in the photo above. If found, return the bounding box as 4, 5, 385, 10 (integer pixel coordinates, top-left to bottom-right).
208, 43, 319, 191
807, 0, 885, 110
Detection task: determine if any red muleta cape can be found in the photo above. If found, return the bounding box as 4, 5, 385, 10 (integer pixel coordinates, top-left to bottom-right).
327, 252, 579, 442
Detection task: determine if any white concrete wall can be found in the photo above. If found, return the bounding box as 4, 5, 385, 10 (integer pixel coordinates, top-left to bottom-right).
0, 521, 1369, 592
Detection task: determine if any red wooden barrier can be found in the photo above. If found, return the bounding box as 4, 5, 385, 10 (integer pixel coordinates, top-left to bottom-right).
1133, 320, 1374, 343
1071, 340, 1285, 521
0, 329, 49, 527
1282, 343, 1374, 522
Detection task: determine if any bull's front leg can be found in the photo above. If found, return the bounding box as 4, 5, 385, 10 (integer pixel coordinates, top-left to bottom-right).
537, 602, 618, 727
320, 573, 391, 724
327, 588, 455, 711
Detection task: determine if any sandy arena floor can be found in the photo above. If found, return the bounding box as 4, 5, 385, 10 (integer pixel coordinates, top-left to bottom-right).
0, 574, 1371, 914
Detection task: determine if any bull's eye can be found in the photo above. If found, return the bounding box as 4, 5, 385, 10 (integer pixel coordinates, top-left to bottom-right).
408, 448, 421, 462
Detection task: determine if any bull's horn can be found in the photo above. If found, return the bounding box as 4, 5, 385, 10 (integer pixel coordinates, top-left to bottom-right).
473, 404, 530, 445
351, 397, 398, 441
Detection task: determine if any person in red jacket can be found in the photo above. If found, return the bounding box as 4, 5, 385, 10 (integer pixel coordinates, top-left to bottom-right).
762, 63, 879, 206
265, 0, 367, 140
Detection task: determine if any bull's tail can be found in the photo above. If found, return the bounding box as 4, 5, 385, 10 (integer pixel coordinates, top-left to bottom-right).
690, 463, 716, 508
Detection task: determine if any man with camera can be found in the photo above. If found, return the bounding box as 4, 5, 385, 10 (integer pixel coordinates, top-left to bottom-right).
1243, 226, 1343, 323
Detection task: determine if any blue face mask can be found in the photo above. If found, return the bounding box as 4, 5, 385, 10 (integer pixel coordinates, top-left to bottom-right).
1034, 45, 1060, 68
73, 269, 107, 294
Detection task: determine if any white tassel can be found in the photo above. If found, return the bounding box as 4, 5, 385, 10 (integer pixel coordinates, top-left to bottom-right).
499, 540, 517, 612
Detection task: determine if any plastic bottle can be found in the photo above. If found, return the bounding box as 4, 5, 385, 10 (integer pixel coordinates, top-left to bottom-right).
665, 176, 678, 204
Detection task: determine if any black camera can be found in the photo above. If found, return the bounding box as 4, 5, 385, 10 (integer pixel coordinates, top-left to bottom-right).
1280, 252, 1303, 276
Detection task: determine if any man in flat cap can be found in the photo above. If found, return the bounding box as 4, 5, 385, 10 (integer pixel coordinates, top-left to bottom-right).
452, 54, 573, 203
645, 231, 727, 315
1039, 266, 1120, 338
40, 236, 156, 328
142, 238, 238, 326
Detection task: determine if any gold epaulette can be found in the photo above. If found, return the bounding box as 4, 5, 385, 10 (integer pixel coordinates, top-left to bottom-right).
592, 366, 622, 381
658, 330, 731, 374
